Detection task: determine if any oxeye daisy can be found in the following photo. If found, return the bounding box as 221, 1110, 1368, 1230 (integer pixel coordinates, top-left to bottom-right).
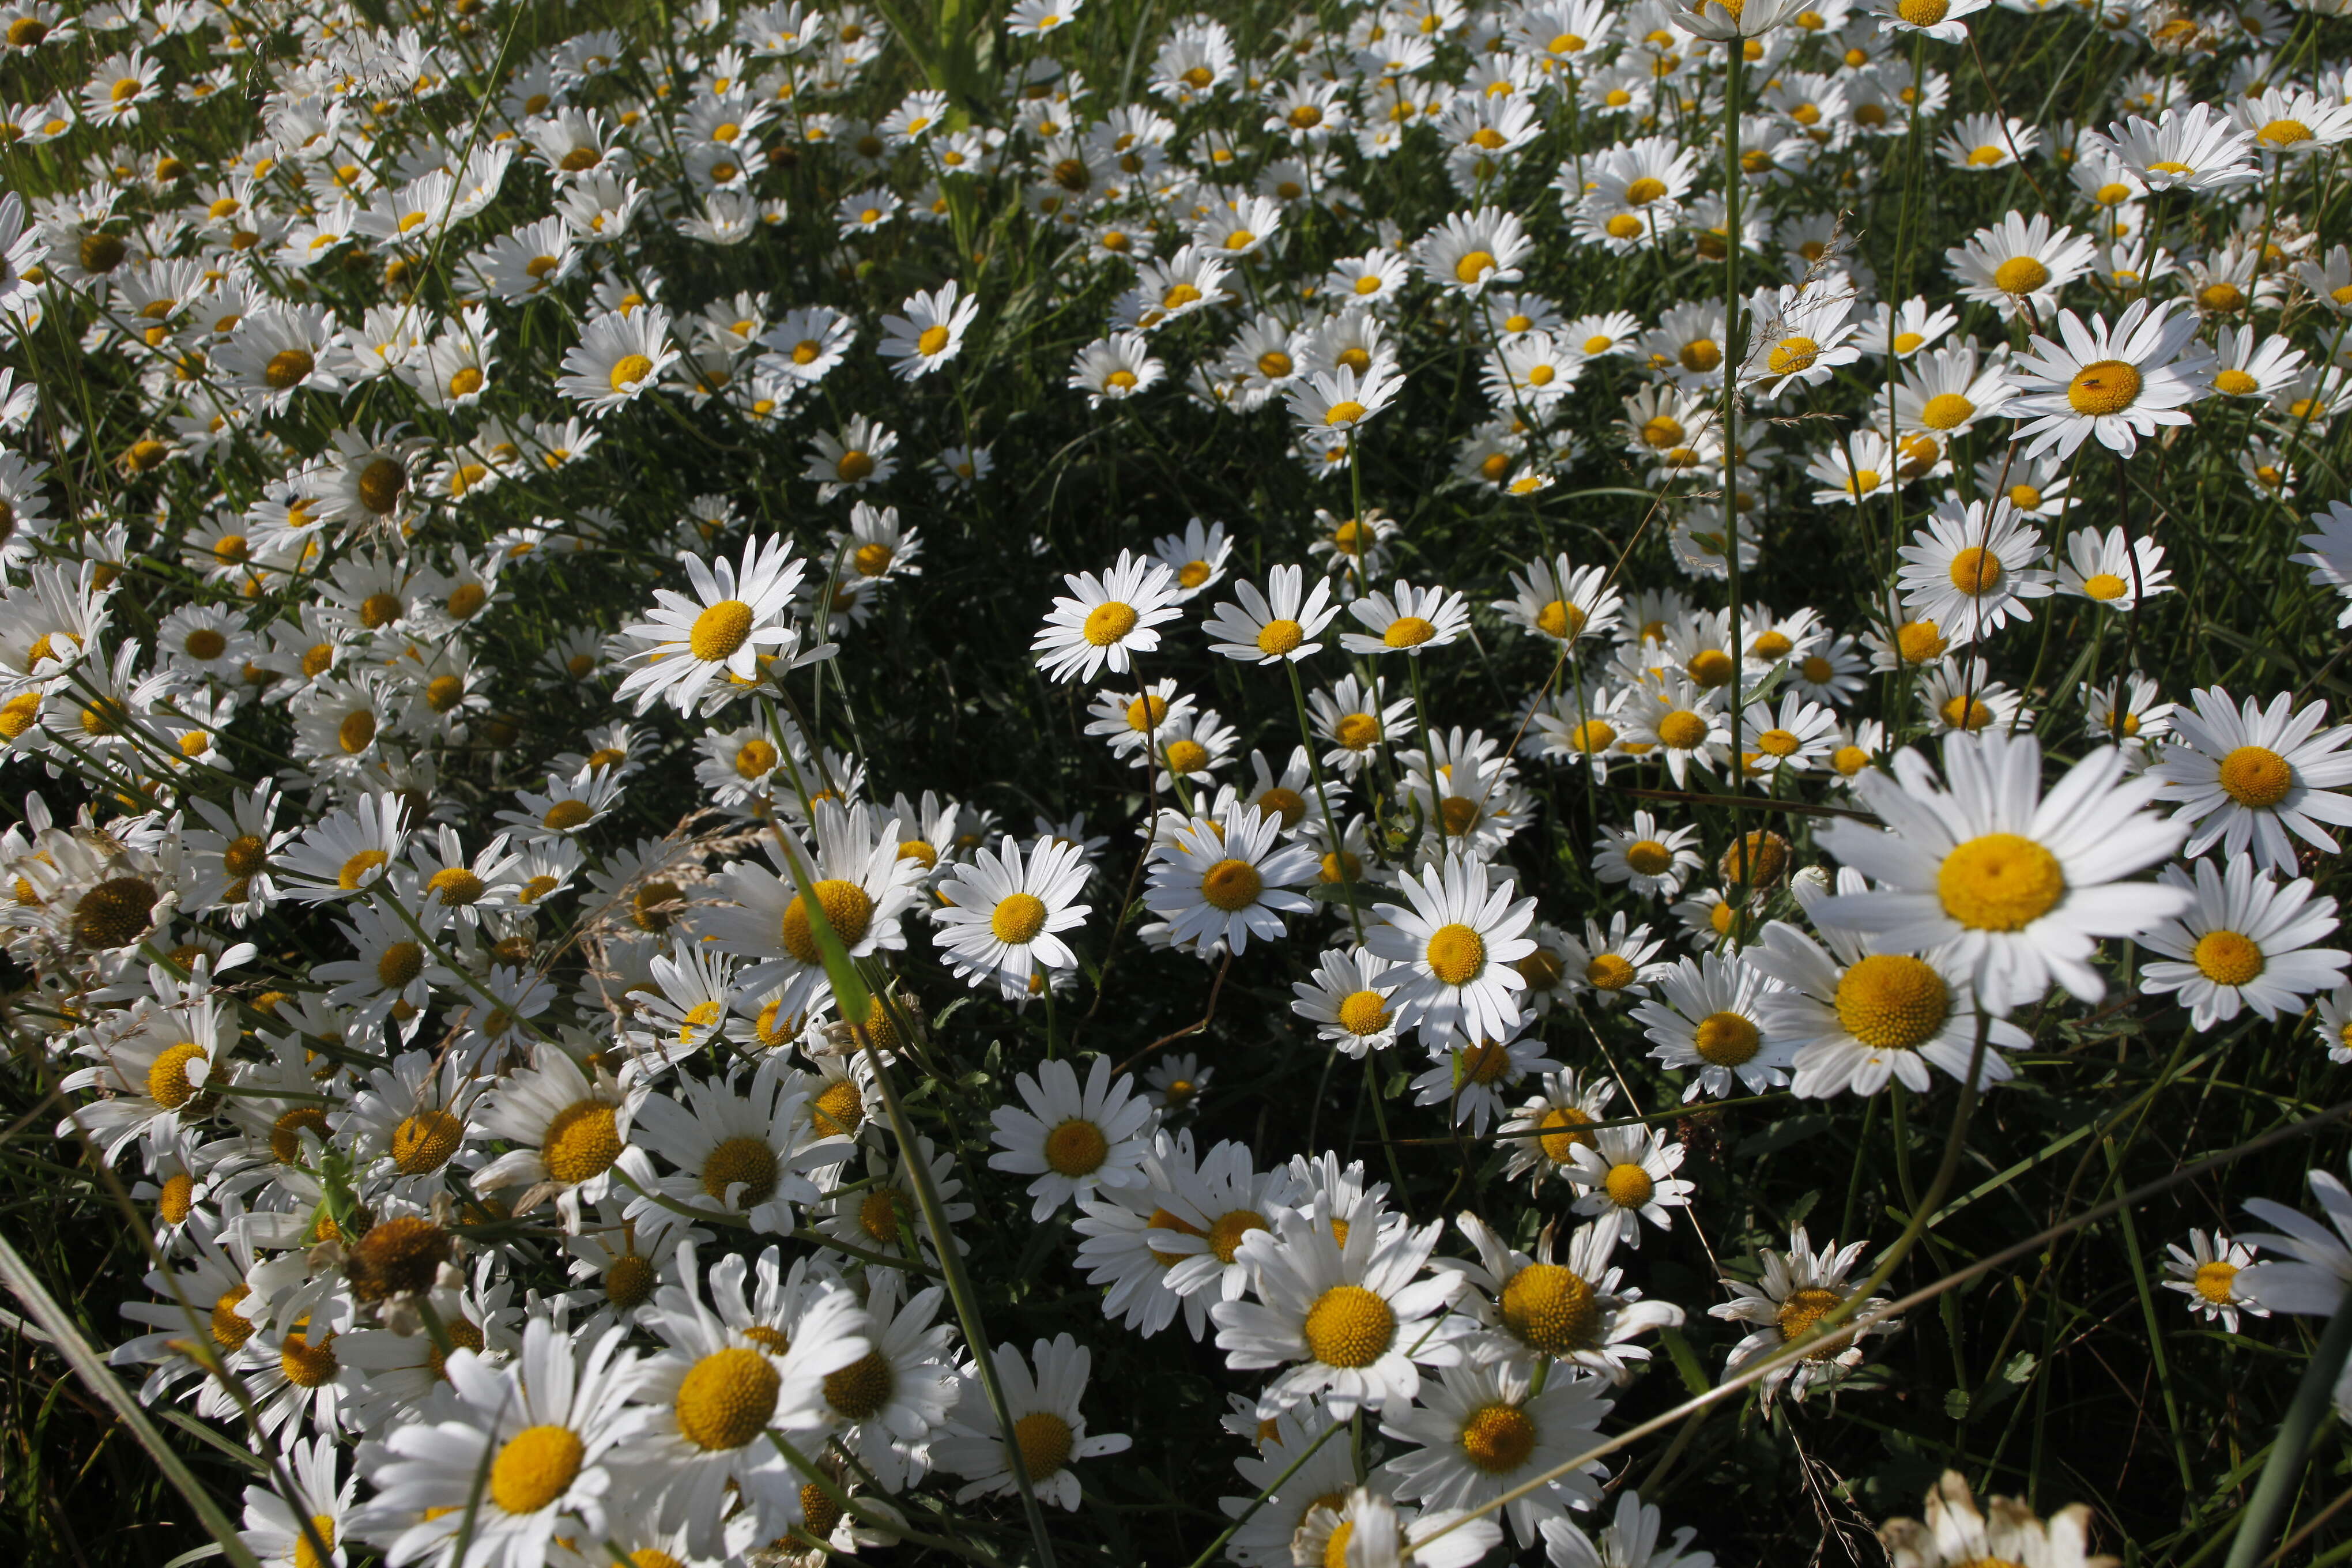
1380, 1359, 1612, 1545
1032, 549, 1183, 683
1709, 1227, 1897, 1407
2149, 688, 2352, 874
627, 1244, 873, 1555
1442, 1211, 1684, 1383
1365, 854, 1540, 1045
933, 834, 1091, 989
613, 535, 806, 715
1620, 681, 1730, 788
1293, 946, 1405, 1056
1068, 331, 1166, 406
1410, 1028, 1562, 1134
987, 1054, 1153, 1220
1210, 1207, 1464, 1418
1633, 953, 1793, 1102
2056, 524, 2169, 609
1591, 811, 1705, 899
1876, 1473, 2104, 1568
877, 278, 978, 380
1751, 873, 2030, 1098
556, 305, 680, 414
2160, 1228, 2265, 1333
1945, 212, 2095, 321
628, 1058, 842, 1237
1153, 518, 1235, 600
350, 1317, 642, 1568
1817, 729, 2191, 1013
1285, 360, 1407, 446
1309, 673, 1416, 779
2136, 855, 2347, 1030
1202, 564, 1339, 664
1494, 553, 1624, 649
469, 1043, 644, 1227
1542, 1490, 1715, 1568
1895, 499, 2055, 647
703, 800, 923, 1015
2009, 298, 2211, 460
1495, 1070, 1618, 1190
937, 1333, 1132, 1510
1341, 578, 1471, 657
1144, 804, 1319, 957
1565, 1126, 1695, 1246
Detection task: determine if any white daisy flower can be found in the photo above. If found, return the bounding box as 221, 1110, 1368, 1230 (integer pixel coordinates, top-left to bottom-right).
1709, 1227, 1898, 1407
933, 834, 1092, 989
1631, 952, 1795, 1102
936, 1332, 1132, 1509
1364, 854, 1540, 1045
987, 1054, 1154, 1220
2136, 854, 2347, 1030
2008, 298, 2212, 460
1031, 549, 1183, 684
2160, 1228, 2266, 1334
1381, 1358, 1612, 1545
2149, 688, 2352, 874
1815, 729, 2192, 1013
1209, 1206, 1464, 1418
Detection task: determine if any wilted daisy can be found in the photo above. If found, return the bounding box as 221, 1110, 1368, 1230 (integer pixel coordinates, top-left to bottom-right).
1710, 1228, 1897, 1407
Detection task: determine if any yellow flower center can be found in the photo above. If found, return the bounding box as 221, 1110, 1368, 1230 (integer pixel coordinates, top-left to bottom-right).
1897, 620, 1947, 663
2066, 359, 2142, 416
1604, 1162, 1655, 1208
1834, 953, 1951, 1050
1382, 615, 1437, 649
608, 352, 654, 392
1256, 619, 1305, 657
2193, 1259, 2238, 1303
689, 599, 753, 661
1917, 392, 1976, 429
1209, 1208, 1268, 1264
393, 1109, 463, 1173
1948, 546, 2003, 594
823, 1350, 896, 1419
376, 941, 424, 990
1015, 1410, 1075, 1478
1500, 1263, 1599, 1354
1454, 249, 1497, 283
541, 1099, 621, 1184
1426, 922, 1486, 984
1459, 1402, 1537, 1473
211, 1286, 254, 1348
1083, 601, 1139, 646
2192, 929, 2264, 986
1586, 953, 1637, 990
1045, 1118, 1109, 1175
696, 1135, 778, 1205
542, 800, 593, 830
1693, 1011, 1761, 1066
1991, 256, 2051, 295
2256, 118, 2312, 148
1302, 1283, 1396, 1367
1679, 338, 1721, 372
675, 1346, 782, 1450
917, 324, 952, 357
2218, 745, 2293, 806
271, 1106, 330, 1162
264, 348, 315, 389
1687, 649, 1735, 687
1777, 1285, 1845, 1341
1656, 709, 1710, 749
781, 879, 876, 964
338, 710, 377, 754
147, 1042, 208, 1109
1324, 399, 1368, 426
490, 1425, 584, 1514
279, 1328, 338, 1387
1938, 832, 2065, 930
1769, 336, 1819, 374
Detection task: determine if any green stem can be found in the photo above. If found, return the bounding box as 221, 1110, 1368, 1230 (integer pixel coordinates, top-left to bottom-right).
2222, 1298, 2352, 1568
